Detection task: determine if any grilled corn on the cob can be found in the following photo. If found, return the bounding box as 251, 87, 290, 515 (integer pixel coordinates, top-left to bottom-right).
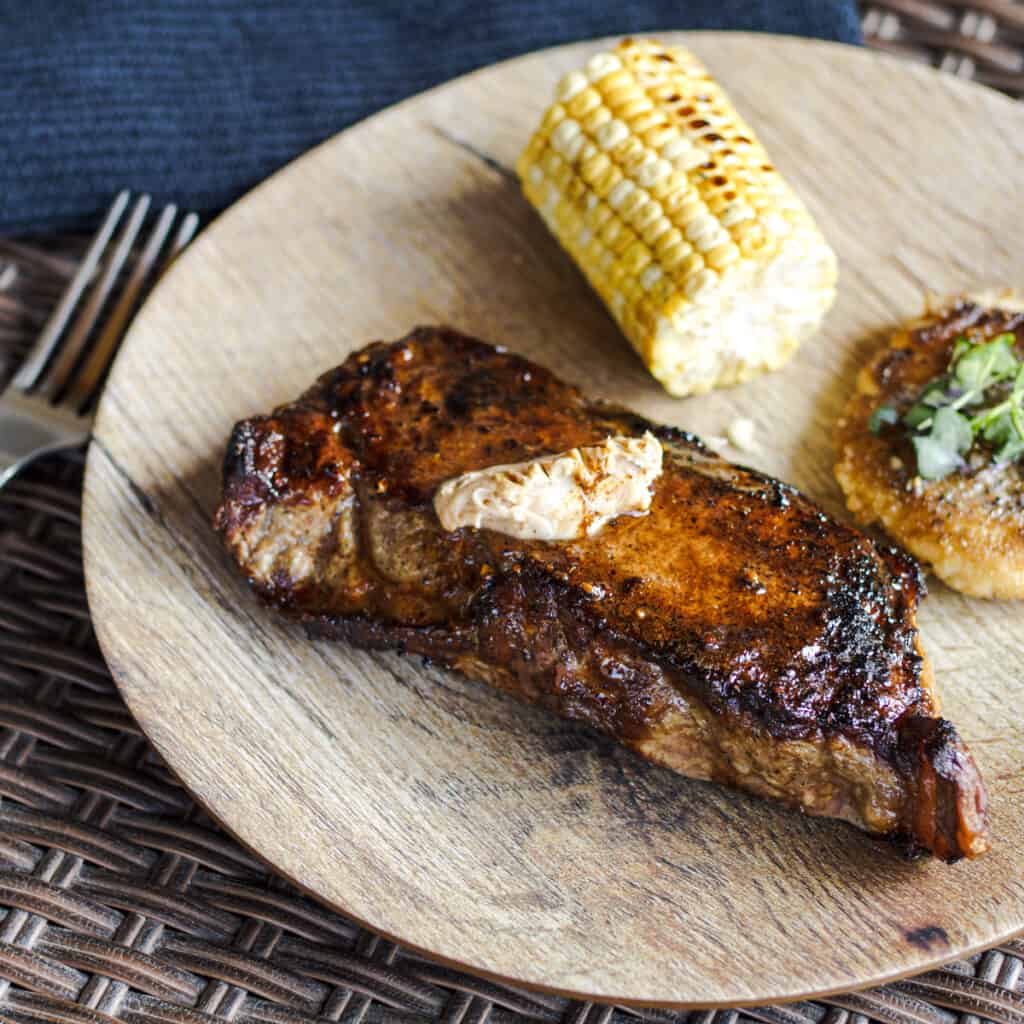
516, 38, 838, 397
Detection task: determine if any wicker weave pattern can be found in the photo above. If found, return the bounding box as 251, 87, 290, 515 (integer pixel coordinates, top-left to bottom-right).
860, 1, 1024, 96
2, 109, 1024, 1024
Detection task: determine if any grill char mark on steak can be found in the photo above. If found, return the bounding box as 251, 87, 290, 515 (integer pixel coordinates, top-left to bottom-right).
214, 326, 989, 861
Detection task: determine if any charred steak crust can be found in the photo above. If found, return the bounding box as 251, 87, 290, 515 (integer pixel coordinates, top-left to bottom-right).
214, 326, 989, 860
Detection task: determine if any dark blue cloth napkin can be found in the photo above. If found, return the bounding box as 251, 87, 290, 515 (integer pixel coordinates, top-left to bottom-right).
0, 1, 861, 233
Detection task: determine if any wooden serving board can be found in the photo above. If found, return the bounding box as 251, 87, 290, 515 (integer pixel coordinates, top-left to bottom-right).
82, 34, 1024, 1007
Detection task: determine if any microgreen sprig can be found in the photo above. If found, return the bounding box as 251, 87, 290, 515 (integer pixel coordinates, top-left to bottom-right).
869, 332, 1024, 480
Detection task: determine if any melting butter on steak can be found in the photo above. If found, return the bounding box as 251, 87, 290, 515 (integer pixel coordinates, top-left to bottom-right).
214, 326, 989, 860
434, 432, 662, 540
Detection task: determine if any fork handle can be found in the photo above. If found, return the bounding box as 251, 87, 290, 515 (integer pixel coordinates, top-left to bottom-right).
0, 392, 89, 487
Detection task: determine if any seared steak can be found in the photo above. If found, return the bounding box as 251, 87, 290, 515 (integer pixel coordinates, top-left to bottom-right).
214, 327, 989, 860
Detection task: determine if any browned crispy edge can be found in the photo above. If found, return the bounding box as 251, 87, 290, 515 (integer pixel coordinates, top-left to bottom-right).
299, 594, 988, 862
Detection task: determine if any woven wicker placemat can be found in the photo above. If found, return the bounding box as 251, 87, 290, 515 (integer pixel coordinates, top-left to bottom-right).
860, 1, 1024, 97
2, 15, 1024, 1017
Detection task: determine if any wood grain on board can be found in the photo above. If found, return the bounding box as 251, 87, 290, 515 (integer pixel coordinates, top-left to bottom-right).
81, 34, 1024, 1008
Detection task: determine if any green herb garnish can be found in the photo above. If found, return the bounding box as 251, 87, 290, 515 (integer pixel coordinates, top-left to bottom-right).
868, 404, 898, 433
868, 332, 1023, 480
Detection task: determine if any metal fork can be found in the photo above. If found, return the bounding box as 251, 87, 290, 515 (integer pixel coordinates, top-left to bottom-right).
0, 191, 199, 488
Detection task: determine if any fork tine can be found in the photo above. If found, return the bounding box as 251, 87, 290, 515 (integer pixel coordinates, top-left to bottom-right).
67, 208, 200, 412
35, 194, 151, 401
167, 211, 200, 260
11, 191, 131, 392
65, 204, 179, 411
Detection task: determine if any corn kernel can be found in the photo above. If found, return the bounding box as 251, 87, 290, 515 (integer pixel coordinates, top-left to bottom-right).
706, 241, 741, 270
567, 88, 602, 118
607, 179, 636, 211
556, 71, 588, 102
684, 267, 717, 299
540, 105, 566, 135
596, 119, 629, 151
586, 52, 623, 82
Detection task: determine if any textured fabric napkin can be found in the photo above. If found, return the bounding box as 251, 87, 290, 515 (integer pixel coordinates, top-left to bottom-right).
0, 1, 861, 233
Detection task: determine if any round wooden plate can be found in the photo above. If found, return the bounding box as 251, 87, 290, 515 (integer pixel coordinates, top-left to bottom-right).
82, 33, 1024, 1007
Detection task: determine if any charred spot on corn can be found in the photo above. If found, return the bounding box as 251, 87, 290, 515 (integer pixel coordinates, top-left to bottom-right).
516, 38, 838, 398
